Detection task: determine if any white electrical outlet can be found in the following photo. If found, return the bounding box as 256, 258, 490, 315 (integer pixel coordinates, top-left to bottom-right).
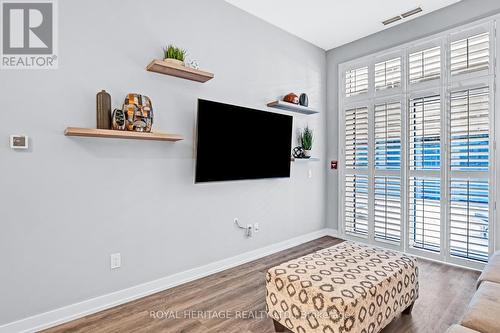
308, 169, 313, 178
254, 223, 260, 233
110, 253, 121, 269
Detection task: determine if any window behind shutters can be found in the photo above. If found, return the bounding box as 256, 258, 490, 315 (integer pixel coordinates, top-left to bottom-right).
451, 32, 489, 76
345, 107, 369, 169
408, 95, 441, 171
408, 95, 442, 252
449, 86, 490, 262
345, 67, 369, 97
408, 177, 441, 252
345, 175, 369, 237
374, 102, 401, 170
374, 177, 402, 243
409, 46, 441, 84
375, 58, 401, 91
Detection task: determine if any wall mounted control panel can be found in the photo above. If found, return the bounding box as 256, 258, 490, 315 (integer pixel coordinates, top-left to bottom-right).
10, 135, 29, 149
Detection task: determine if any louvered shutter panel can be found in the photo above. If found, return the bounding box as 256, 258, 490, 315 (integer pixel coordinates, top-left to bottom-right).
449, 179, 489, 262
408, 95, 441, 170
373, 101, 402, 244
451, 32, 489, 76
408, 177, 441, 252
375, 57, 401, 91
408, 95, 442, 252
339, 21, 494, 267
345, 175, 369, 237
450, 87, 489, 171
345, 66, 368, 97
374, 177, 401, 243
409, 46, 441, 84
374, 102, 401, 170
345, 107, 369, 169
449, 86, 490, 262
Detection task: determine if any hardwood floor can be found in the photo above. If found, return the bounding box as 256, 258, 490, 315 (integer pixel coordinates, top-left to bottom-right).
42, 237, 479, 333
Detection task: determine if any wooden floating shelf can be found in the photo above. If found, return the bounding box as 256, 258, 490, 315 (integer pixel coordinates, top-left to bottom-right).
146, 59, 214, 83
267, 100, 319, 115
64, 127, 183, 142
291, 157, 320, 162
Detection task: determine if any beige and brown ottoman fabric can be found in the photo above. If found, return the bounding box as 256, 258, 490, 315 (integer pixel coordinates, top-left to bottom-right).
266, 241, 418, 333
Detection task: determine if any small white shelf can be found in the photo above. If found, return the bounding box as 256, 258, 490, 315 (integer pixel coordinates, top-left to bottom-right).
267, 100, 319, 115
291, 157, 320, 162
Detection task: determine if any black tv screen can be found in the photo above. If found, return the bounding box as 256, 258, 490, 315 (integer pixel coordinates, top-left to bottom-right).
195, 99, 293, 183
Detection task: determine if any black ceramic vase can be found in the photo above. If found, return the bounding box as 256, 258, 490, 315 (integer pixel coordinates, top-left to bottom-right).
299, 93, 309, 107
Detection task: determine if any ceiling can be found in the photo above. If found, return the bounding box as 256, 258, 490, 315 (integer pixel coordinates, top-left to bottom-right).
225, 0, 462, 50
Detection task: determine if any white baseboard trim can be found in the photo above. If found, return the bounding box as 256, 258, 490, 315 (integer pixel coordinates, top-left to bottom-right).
0, 228, 339, 333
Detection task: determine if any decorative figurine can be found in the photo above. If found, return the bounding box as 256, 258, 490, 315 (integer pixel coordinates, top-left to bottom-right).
122, 93, 154, 132
184, 58, 200, 70
96, 90, 111, 129
299, 93, 309, 107
111, 109, 126, 130
292, 146, 305, 159
283, 93, 299, 104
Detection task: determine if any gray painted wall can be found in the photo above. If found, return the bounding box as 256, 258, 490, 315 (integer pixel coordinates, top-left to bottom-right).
326, 0, 500, 230
0, 0, 326, 325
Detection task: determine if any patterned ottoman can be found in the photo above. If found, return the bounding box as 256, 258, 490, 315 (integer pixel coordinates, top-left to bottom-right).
266, 241, 418, 333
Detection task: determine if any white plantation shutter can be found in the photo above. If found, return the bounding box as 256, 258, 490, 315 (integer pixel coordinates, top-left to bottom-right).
408, 95, 441, 171
409, 46, 441, 84
374, 102, 401, 170
374, 177, 401, 243
345, 67, 369, 97
345, 107, 369, 169
345, 175, 369, 237
408, 95, 441, 252
408, 177, 441, 252
451, 32, 490, 76
375, 58, 401, 91
450, 179, 489, 262
339, 20, 495, 267
450, 87, 489, 171
449, 86, 490, 262
374, 102, 402, 244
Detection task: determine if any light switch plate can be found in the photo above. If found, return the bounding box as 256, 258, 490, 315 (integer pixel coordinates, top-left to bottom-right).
110, 253, 121, 269
10, 135, 28, 149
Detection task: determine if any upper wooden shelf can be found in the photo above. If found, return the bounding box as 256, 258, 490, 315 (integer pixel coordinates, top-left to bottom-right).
267, 100, 319, 115
64, 127, 183, 142
291, 157, 320, 162
146, 59, 214, 83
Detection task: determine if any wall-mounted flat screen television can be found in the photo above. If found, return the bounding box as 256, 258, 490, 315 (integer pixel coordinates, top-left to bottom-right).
195, 99, 293, 183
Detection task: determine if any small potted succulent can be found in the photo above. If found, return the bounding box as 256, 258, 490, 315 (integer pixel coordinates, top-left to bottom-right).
163, 44, 186, 66
299, 126, 313, 158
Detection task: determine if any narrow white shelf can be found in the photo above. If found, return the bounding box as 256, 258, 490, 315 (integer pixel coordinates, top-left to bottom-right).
267, 100, 319, 115
291, 157, 320, 162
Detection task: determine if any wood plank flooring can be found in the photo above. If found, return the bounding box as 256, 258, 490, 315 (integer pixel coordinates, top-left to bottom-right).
42, 237, 479, 333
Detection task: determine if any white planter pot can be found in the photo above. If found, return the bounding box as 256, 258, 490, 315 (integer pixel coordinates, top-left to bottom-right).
163, 58, 184, 66
303, 149, 311, 157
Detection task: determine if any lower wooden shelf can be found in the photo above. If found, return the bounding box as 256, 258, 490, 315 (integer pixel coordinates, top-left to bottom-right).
64, 127, 183, 142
